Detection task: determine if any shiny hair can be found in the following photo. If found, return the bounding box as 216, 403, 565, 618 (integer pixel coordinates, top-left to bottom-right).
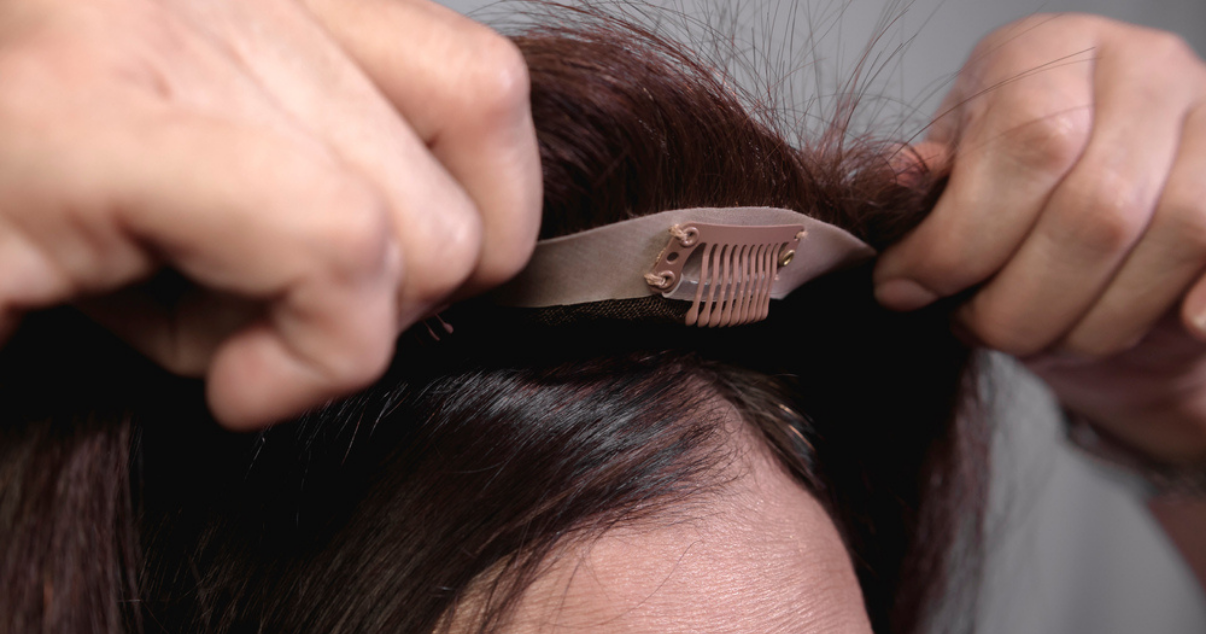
0, 6, 985, 634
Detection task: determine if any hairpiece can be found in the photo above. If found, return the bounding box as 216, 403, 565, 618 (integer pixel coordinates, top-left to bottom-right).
493, 207, 876, 326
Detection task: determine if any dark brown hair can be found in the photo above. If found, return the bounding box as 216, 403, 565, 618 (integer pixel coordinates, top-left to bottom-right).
0, 6, 984, 634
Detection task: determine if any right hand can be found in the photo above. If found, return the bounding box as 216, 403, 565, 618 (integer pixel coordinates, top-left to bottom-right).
0, 0, 542, 429
875, 14, 1206, 462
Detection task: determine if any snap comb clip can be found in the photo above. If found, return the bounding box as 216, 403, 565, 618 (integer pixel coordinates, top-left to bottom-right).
646, 223, 804, 327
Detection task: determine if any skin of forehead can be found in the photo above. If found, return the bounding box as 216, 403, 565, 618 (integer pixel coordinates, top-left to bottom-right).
485, 404, 873, 634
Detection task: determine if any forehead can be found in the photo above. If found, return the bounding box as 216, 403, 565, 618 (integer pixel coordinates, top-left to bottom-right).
487, 409, 872, 634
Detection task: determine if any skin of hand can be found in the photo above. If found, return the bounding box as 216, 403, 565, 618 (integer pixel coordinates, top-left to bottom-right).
0, 0, 542, 429
875, 14, 1206, 464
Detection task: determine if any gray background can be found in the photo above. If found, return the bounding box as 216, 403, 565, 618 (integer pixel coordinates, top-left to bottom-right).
437, 1, 1206, 631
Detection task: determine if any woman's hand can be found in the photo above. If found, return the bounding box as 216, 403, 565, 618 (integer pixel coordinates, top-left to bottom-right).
0, 0, 542, 429
875, 14, 1206, 463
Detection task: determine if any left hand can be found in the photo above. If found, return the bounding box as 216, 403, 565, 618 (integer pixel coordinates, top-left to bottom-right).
874, 14, 1206, 463
0, 0, 541, 429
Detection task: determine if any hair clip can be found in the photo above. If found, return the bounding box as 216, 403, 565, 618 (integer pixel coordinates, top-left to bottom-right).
492, 207, 876, 326
644, 222, 803, 327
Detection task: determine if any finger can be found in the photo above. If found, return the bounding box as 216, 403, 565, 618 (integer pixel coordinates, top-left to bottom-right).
921, 13, 1084, 148
97, 116, 401, 428
182, 0, 486, 321
2, 113, 400, 426
875, 34, 1096, 310
76, 279, 261, 377
958, 38, 1195, 356
303, 0, 543, 294
1067, 102, 1206, 356
1177, 110, 1206, 340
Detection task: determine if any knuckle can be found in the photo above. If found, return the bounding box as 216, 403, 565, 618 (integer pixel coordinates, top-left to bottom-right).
1146, 30, 1198, 67
1002, 108, 1090, 176
314, 176, 398, 280
479, 231, 536, 288
452, 28, 531, 128
962, 305, 1047, 357
472, 201, 540, 291
1074, 209, 1136, 256
409, 200, 484, 304
1128, 30, 1204, 96
1058, 176, 1149, 256
1171, 158, 1206, 209
1159, 195, 1206, 252
445, 199, 486, 255
1061, 329, 1137, 361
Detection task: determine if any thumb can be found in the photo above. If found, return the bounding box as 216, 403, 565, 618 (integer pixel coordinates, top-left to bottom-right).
874, 140, 954, 311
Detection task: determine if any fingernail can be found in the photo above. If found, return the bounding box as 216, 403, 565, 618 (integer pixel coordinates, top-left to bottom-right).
874, 279, 939, 311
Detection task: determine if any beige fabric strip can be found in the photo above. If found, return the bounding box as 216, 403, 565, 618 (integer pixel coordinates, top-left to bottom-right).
491, 207, 876, 308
